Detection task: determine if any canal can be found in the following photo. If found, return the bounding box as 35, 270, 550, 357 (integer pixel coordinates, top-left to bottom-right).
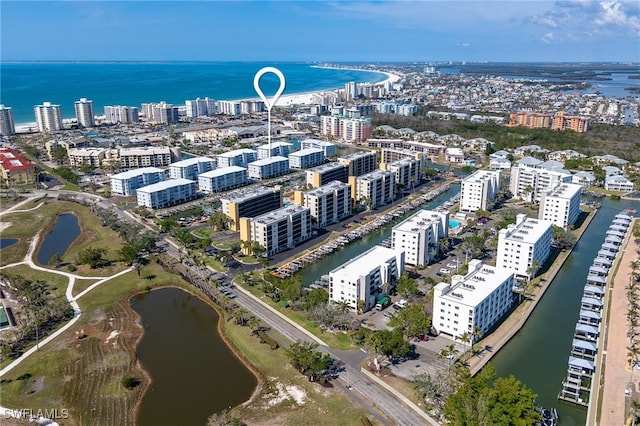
491, 196, 640, 426
131, 287, 257, 426
36, 213, 81, 265
300, 184, 461, 284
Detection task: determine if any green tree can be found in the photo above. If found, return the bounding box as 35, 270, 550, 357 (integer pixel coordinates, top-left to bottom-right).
118, 244, 139, 265
367, 329, 411, 363
48, 252, 62, 268
305, 288, 329, 310
396, 272, 419, 299
208, 211, 233, 231
443, 365, 540, 425
52, 145, 68, 164
389, 304, 431, 338
552, 225, 577, 250
76, 246, 109, 268
286, 341, 332, 382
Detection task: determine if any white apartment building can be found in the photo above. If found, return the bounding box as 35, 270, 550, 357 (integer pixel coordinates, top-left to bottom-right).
68, 148, 105, 168
510, 163, 572, 203
300, 139, 336, 157
169, 157, 216, 180
34, 102, 63, 132
384, 157, 420, 188
247, 156, 289, 180
460, 170, 501, 213
104, 105, 139, 124
605, 175, 634, 192
141, 102, 180, 124
110, 167, 165, 196
339, 151, 378, 177
320, 114, 372, 143
293, 180, 351, 228
119, 146, 176, 169
239, 205, 311, 257
379, 148, 427, 170
349, 169, 395, 209
433, 260, 516, 343
74, 98, 95, 128
218, 100, 241, 116
392, 209, 449, 267
136, 178, 197, 210
217, 148, 257, 168
0, 105, 15, 136
329, 245, 405, 312
256, 141, 293, 159
539, 182, 582, 229
185, 97, 216, 117
496, 214, 553, 279
198, 166, 248, 193
288, 148, 325, 170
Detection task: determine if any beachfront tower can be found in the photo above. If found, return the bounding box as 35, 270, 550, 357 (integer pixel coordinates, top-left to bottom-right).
34, 102, 63, 133
0, 105, 16, 136
74, 98, 95, 128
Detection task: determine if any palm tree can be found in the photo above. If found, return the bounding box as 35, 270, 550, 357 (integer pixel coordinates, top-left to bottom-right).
459, 331, 471, 347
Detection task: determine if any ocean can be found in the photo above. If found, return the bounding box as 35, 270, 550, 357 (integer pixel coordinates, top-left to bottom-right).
0, 62, 388, 125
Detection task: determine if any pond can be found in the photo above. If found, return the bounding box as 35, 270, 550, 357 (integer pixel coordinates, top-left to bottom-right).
0, 238, 18, 250
36, 213, 81, 265
131, 287, 257, 426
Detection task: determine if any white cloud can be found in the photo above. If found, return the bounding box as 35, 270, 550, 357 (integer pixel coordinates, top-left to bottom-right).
542, 32, 555, 43
529, 0, 640, 39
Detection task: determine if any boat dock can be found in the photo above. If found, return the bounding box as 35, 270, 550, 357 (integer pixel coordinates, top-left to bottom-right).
558, 211, 633, 407
271, 182, 457, 279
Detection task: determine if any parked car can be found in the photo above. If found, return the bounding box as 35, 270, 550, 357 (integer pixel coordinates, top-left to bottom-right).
438, 268, 451, 276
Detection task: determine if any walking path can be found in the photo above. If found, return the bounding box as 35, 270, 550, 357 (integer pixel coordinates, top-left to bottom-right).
468, 208, 598, 375
0, 227, 133, 424
593, 222, 639, 425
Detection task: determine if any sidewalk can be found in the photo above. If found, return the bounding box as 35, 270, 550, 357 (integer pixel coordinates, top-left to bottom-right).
468, 208, 598, 375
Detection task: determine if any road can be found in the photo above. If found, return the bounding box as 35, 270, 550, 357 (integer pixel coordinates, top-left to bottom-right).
23, 188, 436, 425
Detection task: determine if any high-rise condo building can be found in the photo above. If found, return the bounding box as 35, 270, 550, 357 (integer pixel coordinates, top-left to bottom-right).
460, 170, 501, 213
496, 214, 553, 279
539, 183, 582, 230
392, 209, 449, 267
293, 180, 351, 228
239, 205, 311, 256
74, 98, 95, 128
185, 97, 217, 117
141, 102, 179, 124
339, 151, 378, 177
104, 106, 139, 124
0, 105, 16, 136
220, 186, 283, 231
349, 169, 395, 209
433, 260, 516, 343
329, 246, 404, 312
34, 102, 63, 132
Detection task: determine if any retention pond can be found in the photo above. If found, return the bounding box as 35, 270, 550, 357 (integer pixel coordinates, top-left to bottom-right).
131, 287, 257, 426
36, 213, 80, 265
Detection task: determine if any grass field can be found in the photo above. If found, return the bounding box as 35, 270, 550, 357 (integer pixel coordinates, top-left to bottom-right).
0, 260, 190, 426
224, 322, 380, 426
238, 281, 356, 351
0, 199, 127, 269
1, 264, 69, 300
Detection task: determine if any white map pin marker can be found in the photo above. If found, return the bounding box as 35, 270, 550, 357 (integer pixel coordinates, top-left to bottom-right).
254, 67, 286, 154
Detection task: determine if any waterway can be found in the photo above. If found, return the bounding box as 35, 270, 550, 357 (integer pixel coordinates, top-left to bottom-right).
131, 287, 257, 426
491, 196, 640, 426
36, 213, 81, 265
0, 238, 18, 249
300, 183, 460, 284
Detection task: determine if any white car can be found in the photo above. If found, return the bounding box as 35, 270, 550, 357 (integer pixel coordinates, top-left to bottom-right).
438, 268, 451, 276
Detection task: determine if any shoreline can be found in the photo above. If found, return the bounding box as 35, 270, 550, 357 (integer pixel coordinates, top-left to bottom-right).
13, 66, 402, 131
129, 284, 263, 423
468, 206, 598, 375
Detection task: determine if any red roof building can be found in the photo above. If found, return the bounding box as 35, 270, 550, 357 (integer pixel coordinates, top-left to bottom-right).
0, 148, 35, 185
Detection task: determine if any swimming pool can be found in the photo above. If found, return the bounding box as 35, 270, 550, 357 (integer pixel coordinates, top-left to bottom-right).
449, 219, 461, 228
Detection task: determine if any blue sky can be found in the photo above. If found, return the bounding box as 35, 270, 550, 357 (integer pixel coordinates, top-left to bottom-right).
2, 1, 639, 62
